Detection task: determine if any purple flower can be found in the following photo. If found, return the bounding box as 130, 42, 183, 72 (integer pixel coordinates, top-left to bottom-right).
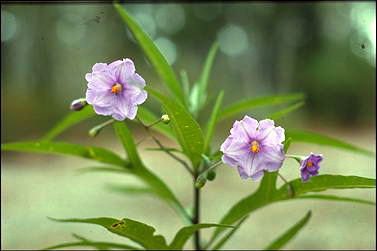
220, 116, 285, 181
85, 58, 147, 120
300, 153, 323, 182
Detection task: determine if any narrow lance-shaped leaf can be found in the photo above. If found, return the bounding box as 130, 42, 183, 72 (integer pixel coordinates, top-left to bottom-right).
264, 211, 312, 250
77, 166, 132, 175
294, 194, 376, 205
113, 121, 143, 168
208, 175, 376, 245
169, 223, 235, 250
1, 141, 125, 167
112, 121, 191, 224
148, 88, 205, 168
211, 216, 250, 250
114, 3, 185, 104
204, 90, 224, 154
218, 93, 305, 122
44, 234, 141, 250
180, 69, 191, 104
106, 184, 154, 196
285, 129, 375, 157
41, 106, 96, 141
267, 101, 305, 121
48, 217, 168, 250
193, 41, 219, 115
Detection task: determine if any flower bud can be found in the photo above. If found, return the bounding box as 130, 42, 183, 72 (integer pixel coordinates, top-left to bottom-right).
70, 98, 87, 111
195, 172, 208, 189
207, 170, 216, 181
161, 114, 170, 124
88, 126, 101, 137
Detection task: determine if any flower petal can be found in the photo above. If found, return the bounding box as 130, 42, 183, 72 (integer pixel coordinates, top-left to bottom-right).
237, 165, 249, 180
87, 71, 115, 91
222, 154, 238, 167
222, 140, 249, 160
262, 144, 285, 163
240, 115, 258, 139
239, 153, 263, 177
301, 171, 310, 182
92, 63, 108, 72
229, 121, 250, 144
112, 112, 127, 121
93, 105, 113, 116
112, 58, 136, 84
127, 73, 146, 89
86, 88, 114, 107
124, 83, 148, 105
250, 170, 265, 181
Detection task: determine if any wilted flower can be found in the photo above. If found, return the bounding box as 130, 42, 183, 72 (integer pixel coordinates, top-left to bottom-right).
220, 116, 285, 181
300, 153, 323, 182
85, 58, 147, 120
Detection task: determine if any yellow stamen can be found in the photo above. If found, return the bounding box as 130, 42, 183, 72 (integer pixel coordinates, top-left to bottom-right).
250, 140, 260, 153
307, 161, 313, 168
111, 83, 123, 94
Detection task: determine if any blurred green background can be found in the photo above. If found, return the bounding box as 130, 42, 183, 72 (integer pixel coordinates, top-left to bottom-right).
1, 2, 376, 250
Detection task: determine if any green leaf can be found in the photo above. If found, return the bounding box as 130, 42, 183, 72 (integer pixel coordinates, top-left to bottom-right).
137, 107, 175, 141
112, 121, 191, 224
204, 90, 224, 155
49, 217, 168, 250
211, 216, 249, 250
114, 3, 185, 104
274, 175, 376, 199
191, 41, 219, 116
267, 101, 305, 121
148, 88, 205, 168
77, 166, 132, 175
264, 211, 312, 250
44, 234, 140, 250
106, 184, 154, 196
283, 137, 293, 154
285, 130, 375, 157
144, 147, 183, 154
113, 121, 143, 168
218, 93, 305, 122
180, 69, 191, 105
294, 194, 376, 205
169, 224, 235, 250
41, 106, 96, 141
189, 83, 201, 116
209, 174, 375, 246
1, 141, 125, 167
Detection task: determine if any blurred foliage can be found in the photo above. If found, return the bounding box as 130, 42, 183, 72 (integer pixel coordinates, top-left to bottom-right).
1, 3, 375, 142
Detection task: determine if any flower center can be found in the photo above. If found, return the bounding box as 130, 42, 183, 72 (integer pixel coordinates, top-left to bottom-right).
111, 83, 123, 94
250, 140, 260, 153
307, 161, 313, 168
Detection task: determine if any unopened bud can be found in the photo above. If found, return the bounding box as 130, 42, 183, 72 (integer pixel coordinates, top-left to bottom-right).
70, 98, 87, 111
88, 126, 101, 137
195, 172, 208, 189
201, 154, 211, 168
207, 170, 216, 181
161, 114, 170, 124
88, 119, 114, 138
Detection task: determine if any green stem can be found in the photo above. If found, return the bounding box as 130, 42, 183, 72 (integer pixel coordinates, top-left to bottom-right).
193, 174, 201, 250
88, 119, 115, 137
277, 172, 295, 198
137, 117, 194, 177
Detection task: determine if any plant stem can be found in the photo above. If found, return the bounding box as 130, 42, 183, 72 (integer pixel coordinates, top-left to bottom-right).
193, 174, 201, 250
277, 172, 295, 198
137, 117, 195, 177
